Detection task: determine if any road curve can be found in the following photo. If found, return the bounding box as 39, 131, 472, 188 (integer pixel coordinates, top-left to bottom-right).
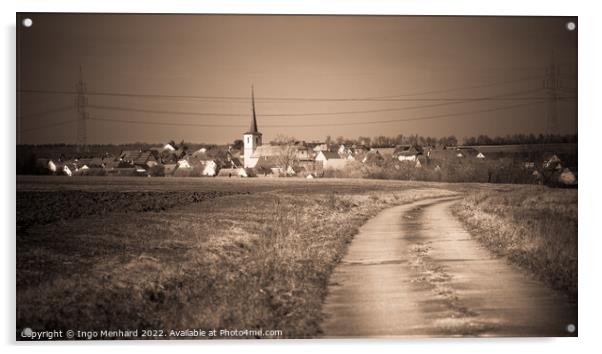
320, 197, 577, 338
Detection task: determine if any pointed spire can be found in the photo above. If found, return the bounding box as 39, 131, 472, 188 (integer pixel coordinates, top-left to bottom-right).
248, 84, 259, 134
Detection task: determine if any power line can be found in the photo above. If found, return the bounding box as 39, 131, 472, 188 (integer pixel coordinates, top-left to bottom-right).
20, 119, 77, 133
20, 89, 556, 102
18, 79, 573, 103
89, 116, 242, 128
86, 88, 552, 118
373, 75, 543, 98
18, 105, 73, 120
89, 104, 247, 117
88, 100, 541, 129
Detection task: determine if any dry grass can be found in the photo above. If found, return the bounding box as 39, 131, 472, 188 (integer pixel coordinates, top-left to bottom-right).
17, 182, 455, 339
453, 186, 577, 298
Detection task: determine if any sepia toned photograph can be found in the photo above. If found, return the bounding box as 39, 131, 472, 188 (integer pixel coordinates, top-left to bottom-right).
16, 13, 577, 340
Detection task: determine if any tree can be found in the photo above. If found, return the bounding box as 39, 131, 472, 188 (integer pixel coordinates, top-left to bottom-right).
463, 136, 476, 146
274, 137, 299, 176
446, 135, 458, 146
231, 139, 243, 150
177, 140, 189, 159
271, 134, 296, 145
358, 136, 371, 147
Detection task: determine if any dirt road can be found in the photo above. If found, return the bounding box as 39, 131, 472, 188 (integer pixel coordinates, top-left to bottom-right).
321, 197, 577, 338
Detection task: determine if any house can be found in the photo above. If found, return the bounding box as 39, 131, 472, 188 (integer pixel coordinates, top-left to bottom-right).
120, 150, 141, 164
48, 159, 57, 173
351, 144, 370, 155
295, 145, 313, 161
201, 160, 218, 176
156, 144, 186, 164
370, 147, 396, 159
193, 147, 207, 155
312, 143, 329, 152
543, 154, 562, 170
62, 164, 72, 177
119, 150, 158, 169
393, 145, 423, 162
159, 143, 176, 152
251, 144, 306, 174
476, 152, 486, 159
136, 151, 158, 168
177, 159, 192, 170
251, 145, 287, 159
316, 151, 347, 170
254, 156, 283, 176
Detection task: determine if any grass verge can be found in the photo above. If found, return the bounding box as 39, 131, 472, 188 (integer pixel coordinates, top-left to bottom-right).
452, 186, 577, 299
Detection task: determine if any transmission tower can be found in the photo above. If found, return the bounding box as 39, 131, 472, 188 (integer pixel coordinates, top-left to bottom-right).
75, 65, 89, 153
543, 54, 561, 138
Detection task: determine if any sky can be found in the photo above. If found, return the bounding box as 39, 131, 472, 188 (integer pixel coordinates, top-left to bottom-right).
17, 14, 577, 145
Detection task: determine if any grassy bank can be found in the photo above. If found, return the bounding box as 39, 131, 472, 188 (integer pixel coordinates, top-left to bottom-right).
452, 186, 577, 298
17, 185, 455, 338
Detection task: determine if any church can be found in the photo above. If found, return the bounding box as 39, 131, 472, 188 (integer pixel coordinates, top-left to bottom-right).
243, 86, 262, 168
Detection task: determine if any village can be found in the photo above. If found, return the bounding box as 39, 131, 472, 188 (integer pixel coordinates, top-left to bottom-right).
28, 138, 577, 187
26, 120, 577, 187
25, 97, 578, 187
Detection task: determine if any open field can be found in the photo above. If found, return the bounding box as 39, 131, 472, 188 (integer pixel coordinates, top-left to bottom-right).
16, 176, 577, 338
453, 186, 578, 298
17, 176, 459, 338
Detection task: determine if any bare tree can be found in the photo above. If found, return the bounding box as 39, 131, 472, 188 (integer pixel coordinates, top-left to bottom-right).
358, 136, 371, 147
271, 134, 296, 146
273, 136, 299, 176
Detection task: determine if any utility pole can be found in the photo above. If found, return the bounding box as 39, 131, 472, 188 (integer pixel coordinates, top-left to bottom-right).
75, 64, 89, 153
543, 53, 561, 140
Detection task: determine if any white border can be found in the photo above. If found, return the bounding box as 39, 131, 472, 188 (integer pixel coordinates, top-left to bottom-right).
3, 1, 601, 354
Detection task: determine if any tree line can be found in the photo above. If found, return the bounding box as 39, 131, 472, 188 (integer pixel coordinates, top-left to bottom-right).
324, 133, 576, 148
462, 134, 577, 146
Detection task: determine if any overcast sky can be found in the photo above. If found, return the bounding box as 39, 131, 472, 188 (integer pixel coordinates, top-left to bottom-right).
17, 14, 577, 145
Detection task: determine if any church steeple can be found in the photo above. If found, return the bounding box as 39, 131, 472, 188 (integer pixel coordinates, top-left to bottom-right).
248, 85, 259, 134
243, 85, 262, 168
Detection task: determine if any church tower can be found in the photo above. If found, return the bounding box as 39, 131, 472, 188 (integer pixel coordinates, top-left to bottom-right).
243, 85, 262, 168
